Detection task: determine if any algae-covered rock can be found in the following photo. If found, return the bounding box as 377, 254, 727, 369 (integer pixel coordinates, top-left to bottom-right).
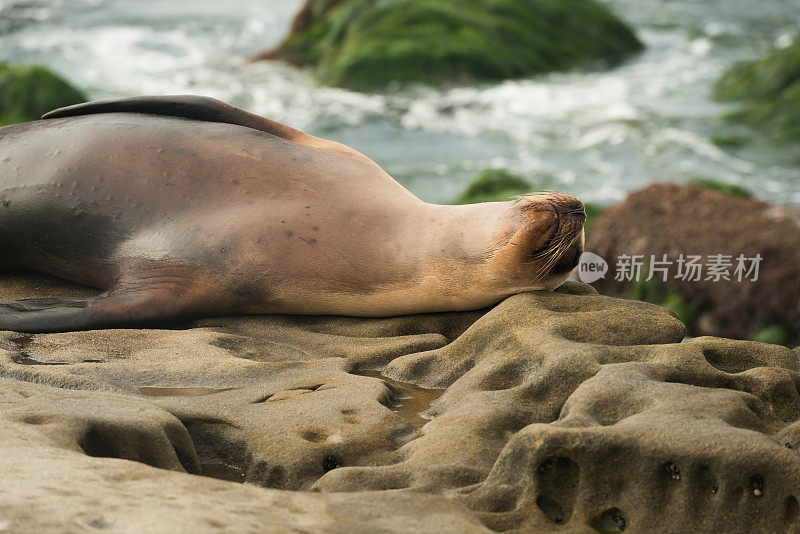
453, 168, 604, 227
0, 63, 86, 126
452, 169, 532, 204
714, 37, 800, 141
751, 324, 792, 346
688, 176, 752, 198
631, 272, 699, 329
261, 0, 643, 90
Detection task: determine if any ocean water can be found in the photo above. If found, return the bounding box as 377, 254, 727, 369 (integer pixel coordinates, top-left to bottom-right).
1, 0, 799, 205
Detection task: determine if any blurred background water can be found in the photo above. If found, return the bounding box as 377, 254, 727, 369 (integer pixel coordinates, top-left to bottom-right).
1, 0, 799, 205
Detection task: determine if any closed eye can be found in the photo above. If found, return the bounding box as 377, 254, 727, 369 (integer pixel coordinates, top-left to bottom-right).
531, 208, 560, 257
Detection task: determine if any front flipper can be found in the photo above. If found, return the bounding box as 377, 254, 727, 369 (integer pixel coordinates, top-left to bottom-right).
0, 297, 102, 333
0, 290, 194, 333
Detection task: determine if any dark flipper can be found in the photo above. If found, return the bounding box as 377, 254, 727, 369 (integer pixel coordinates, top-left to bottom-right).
0, 289, 194, 333
0, 298, 101, 333
42, 95, 306, 143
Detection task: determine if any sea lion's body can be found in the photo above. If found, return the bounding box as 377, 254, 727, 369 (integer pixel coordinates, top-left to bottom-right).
0, 96, 585, 332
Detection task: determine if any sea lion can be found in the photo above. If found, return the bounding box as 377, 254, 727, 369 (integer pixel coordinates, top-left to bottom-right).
0, 95, 585, 333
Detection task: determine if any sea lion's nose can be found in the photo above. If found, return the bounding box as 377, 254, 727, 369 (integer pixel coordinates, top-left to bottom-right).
563, 203, 586, 219
555, 199, 585, 219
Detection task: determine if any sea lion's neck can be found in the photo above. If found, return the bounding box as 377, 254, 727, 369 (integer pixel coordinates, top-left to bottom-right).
396, 201, 519, 310
415, 202, 508, 261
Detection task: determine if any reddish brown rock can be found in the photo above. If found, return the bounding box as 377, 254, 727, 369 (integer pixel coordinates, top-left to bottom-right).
585, 182, 800, 344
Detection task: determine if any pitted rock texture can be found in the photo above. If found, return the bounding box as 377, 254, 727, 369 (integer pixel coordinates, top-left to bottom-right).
1, 273, 799, 533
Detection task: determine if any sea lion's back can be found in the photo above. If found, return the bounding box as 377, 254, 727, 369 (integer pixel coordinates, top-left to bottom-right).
0, 101, 416, 276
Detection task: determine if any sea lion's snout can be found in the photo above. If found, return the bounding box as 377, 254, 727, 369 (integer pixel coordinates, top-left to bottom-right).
549, 195, 585, 220
549, 195, 585, 270
562, 203, 586, 219
508, 192, 586, 286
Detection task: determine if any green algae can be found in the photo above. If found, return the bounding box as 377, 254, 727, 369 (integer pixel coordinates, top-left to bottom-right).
271, 0, 643, 91
0, 63, 86, 126
714, 37, 800, 141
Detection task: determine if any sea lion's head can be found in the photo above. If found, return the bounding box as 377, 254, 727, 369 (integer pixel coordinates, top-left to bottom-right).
487, 192, 586, 292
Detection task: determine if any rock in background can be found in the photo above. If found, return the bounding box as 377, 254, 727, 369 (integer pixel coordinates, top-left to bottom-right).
0, 63, 85, 126
451, 169, 605, 228
714, 35, 800, 143
586, 182, 800, 345
256, 0, 643, 90
1, 273, 800, 532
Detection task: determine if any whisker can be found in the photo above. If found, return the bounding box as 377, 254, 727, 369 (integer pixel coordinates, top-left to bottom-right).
531, 230, 581, 281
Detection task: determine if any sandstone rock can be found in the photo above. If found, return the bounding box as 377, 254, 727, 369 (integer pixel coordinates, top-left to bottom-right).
0, 377, 490, 534
1, 273, 799, 532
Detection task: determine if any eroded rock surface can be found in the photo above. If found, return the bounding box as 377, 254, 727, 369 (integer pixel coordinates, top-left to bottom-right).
1, 274, 798, 533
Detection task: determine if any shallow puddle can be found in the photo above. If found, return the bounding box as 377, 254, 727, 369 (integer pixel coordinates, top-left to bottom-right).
359, 369, 444, 428
139, 386, 237, 397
